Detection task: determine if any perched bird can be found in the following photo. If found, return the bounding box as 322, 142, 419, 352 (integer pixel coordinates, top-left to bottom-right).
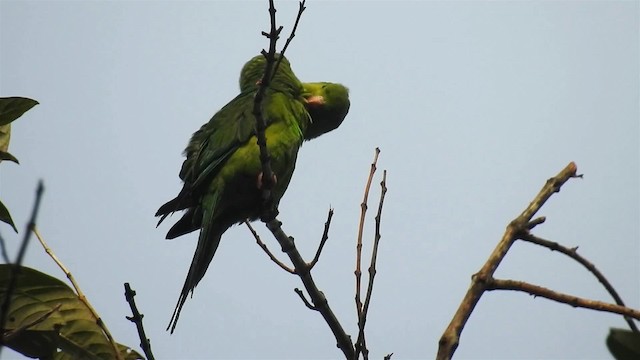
156, 54, 311, 332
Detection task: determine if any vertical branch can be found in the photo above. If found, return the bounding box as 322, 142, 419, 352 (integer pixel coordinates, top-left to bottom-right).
356, 170, 388, 360
355, 148, 380, 345
0, 181, 43, 354
253, 2, 353, 358
124, 283, 155, 360
254, 0, 283, 211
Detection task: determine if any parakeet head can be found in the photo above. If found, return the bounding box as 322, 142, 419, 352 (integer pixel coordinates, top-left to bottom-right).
302, 82, 350, 140
239, 53, 303, 96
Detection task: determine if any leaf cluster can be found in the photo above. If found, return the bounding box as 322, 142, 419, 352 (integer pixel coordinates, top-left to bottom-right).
0, 97, 38, 232
0, 265, 142, 359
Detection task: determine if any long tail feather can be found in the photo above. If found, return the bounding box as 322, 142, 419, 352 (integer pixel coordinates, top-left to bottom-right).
167, 192, 224, 333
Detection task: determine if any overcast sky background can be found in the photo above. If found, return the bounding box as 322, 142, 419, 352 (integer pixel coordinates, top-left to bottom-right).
1, 1, 638, 359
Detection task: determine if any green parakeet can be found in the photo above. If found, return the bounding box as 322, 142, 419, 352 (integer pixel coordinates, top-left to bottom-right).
156, 53, 311, 332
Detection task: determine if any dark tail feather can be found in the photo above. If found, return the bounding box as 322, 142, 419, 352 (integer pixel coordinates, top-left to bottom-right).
167, 210, 224, 333
156, 186, 195, 226
166, 208, 202, 239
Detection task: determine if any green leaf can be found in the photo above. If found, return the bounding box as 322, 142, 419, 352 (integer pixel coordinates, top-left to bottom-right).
0, 97, 39, 126
607, 327, 640, 360
0, 200, 18, 233
0, 123, 11, 153
0, 150, 19, 164
0, 265, 144, 360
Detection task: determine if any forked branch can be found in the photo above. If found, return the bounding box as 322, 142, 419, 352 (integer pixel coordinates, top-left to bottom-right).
436, 162, 579, 360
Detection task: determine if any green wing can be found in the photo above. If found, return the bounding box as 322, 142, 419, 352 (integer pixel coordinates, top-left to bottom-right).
155, 90, 258, 232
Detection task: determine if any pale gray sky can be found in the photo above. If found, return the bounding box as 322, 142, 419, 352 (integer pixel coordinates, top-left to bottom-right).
1, 1, 638, 359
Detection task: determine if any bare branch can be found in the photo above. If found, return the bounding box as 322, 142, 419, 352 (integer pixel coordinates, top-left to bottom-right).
294, 288, 317, 310
124, 283, 155, 360
526, 216, 546, 230
246, 221, 294, 274
354, 148, 380, 359
253, 2, 352, 357
355, 149, 380, 313
520, 233, 639, 333
437, 162, 579, 360
253, 0, 283, 217
275, 0, 307, 77
33, 226, 123, 360
266, 219, 355, 359
309, 208, 334, 269
0, 232, 9, 264
356, 170, 388, 360
0, 180, 44, 353
486, 278, 640, 320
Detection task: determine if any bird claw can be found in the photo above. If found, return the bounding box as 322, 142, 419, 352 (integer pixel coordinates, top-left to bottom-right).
257, 172, 278, 190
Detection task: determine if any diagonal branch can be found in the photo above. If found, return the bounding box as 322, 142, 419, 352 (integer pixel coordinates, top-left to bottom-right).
294, 288, 316, 310
486, 278, 640, 320
309, 208, 334, 269
246, 221, 294, 274
437, 162, 579, 360
520, 233, 639, 333
274, 0, 307, 79
266, 218, 355, 359
33, 226, 123, 360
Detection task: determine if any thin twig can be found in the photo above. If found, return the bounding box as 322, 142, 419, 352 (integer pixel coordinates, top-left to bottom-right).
354, 148, 380, 359
0, 232, 10, 264
0, 181, 44, 353
33, 226, 123, 360
437, 162, 579, 360
486, 278, 640, 320
266, 219, 355, 359
124, 283, 155, 360
356, 170, 388, 360
294, 288, 317, 310
526, 216, 546, 230
274, 0, 307, 78
520, 233, 639, 333
246, 221, 294, 274
309, 208, 334, 269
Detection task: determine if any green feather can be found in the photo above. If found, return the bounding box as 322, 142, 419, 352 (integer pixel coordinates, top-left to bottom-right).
157, 54, 310, 332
